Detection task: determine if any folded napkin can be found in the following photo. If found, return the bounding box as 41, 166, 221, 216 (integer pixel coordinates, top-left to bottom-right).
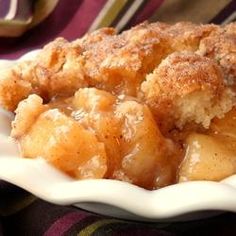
0, 0, 58, 37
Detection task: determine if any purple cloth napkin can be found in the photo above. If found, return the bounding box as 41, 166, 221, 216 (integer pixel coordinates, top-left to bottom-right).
1, 181, 236, 236
0, 0, 33, 20
0, 0, 108, 58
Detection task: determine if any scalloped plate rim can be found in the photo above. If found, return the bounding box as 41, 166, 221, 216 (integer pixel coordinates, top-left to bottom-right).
0, 50, 236, 221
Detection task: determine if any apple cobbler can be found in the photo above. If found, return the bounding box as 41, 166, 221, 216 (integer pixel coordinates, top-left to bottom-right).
0, 21, 236, 189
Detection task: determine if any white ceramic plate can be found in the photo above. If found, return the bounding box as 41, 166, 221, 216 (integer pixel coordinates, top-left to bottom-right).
0, 51, 236, 222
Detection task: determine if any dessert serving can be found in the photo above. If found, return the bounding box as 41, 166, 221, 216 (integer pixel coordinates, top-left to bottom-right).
0, 21, 236, 190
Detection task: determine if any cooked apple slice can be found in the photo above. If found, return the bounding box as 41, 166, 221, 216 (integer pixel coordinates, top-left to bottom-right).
210, 107, 236, 138
179, 133, 236, 182
11, 94, 108, 180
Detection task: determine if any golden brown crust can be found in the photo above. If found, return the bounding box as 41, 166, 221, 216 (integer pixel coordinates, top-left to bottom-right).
72, 27, 116, 50
164, 22, 219, 51
143, 51, 224, 98
0, 38, 87, 111
32, 37, 87, 99
81, 21, 170, 95
198, 22, 236, 88
0, 21, 234, 113
0, 66, 33, 111
141, 51, 234, 131
0, 24, 169, 111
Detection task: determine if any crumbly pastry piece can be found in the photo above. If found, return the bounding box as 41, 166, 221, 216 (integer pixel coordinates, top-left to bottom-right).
79, 21, 170, 96
164, 22, 219, 51
30, 38, 87, 98
0, 38, 87, 111
11, 88, 179, 189
141, 51, 235, 133
72, 27, 116, 50
83, 21, 217, 95
0, 21, 231, 112
0, 23, 169, 111
198, 22, 236, 89
0, 63, 33, 111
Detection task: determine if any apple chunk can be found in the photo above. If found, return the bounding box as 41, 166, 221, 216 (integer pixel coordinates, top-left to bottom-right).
210, 107, 236, 138
179, 133, 236, 182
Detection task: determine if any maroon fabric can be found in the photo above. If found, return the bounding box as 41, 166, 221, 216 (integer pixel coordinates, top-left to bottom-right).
0, 0, 107, 59
127, 0, 165, 28
0, 0, 10, 18
44, 212, 89, 236
1, 186, 236, 236
210, 0, 236, 23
